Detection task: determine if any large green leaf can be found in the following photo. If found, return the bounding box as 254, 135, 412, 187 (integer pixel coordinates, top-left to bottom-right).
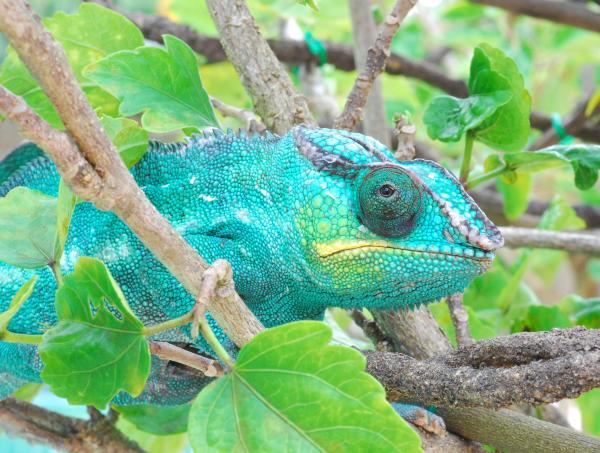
85, 35, 219, 133
0, 276, 37, 332
189, 321, 421, 453
39, 257, 150, 408
468, 44, 531, 151
423, 92, 510, 142
0, 3, 143, 127
100, 116, 149, 168
496, 171, 531, 220
0, 187, 57, 268
115, 403, 191, 435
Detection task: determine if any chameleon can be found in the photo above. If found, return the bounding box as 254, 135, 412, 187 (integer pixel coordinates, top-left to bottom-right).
0, 125, 503, 407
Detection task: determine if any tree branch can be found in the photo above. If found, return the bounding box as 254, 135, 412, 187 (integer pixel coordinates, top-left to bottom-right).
471, 0, 600, 34
500, 226, 600, 255
446, 293, 474, 348
334, 0, 418, 131
0, 0, 264, 348
0, 398, 144, 453
210, 96, 266, 133
366, 327, 600, 409
203, 0, 313, 134
149, 342, 224, 377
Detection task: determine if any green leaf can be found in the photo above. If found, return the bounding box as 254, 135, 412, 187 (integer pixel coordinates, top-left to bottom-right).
39, 257, 150, 408
114, 403, 190, 435
117, 416, 189, 453
423, 92, 511, 142
538, 196, 586, 231
100, 116, 149, 168
0, 3, 143, 127
497, 171, 531, 220
0, 187, 57, 268
468, 44, 531, 151
189, 321, 421, 453
85, 35, 219, 133
512, 305, 572, 332
0, 276, 37, 332
578, 389, 600, 437
559, 295, 600, 329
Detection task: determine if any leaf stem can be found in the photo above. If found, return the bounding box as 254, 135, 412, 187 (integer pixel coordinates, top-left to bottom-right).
142, 311, 194, 337
200, 318, 235, 369
1, 331, 43, 344
459, 132, 475, 184
50, 262, 64, 287
466, 164, 508, 189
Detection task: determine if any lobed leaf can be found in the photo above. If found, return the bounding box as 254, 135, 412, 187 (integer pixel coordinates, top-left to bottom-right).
423, 92, 510, 142
100, 116, 149, 168
39, 257, 150, 408
115, 403, 191, 435
84, 35, 219, 133
189, 321, 421, 453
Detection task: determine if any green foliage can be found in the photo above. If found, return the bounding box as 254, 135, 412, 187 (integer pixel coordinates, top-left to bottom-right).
578, 389, 600, 437
115, 403, 191, 435
39, 257, 150, 408
485, 144, 600, 190
0, 277, 37, 333
100, 116, 149, 168
117, 416, 189, 453
189, 321, 421, 453
423, 43, 531, 151
0, 187, 58, 269
423, 92, 510, 142
0, 3, 143, 128
496, 171, 531, 220
85, 34, 218, 133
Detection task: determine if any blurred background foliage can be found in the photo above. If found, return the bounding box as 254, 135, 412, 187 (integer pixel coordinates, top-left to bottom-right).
0, 0, 599, 449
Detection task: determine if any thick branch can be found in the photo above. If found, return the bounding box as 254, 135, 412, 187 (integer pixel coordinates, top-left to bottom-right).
0, 0, 264, 348
0, 398, 144, 453
500, 226, 600, 255
203, 0, 313, 133
366, 327, 600, 409
471, 0, 600, 34
334, 0, 418, 130
149, 342, 224, 377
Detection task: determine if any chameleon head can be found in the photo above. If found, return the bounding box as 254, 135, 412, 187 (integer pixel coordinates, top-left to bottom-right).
291, 126, 504, 310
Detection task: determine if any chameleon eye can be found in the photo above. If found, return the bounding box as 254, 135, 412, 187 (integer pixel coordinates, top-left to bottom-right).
357, 166, 422, 237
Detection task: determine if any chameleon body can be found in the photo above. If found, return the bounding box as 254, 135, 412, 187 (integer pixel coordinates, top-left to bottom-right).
0, 126, 503, 404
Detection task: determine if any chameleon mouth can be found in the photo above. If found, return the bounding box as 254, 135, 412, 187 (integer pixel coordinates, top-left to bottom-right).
316, 240, 494, 263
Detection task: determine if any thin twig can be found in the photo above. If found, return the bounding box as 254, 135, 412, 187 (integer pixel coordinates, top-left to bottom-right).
393, 114, 417, 161
447, 293, 474, 348
350, 309, 394, 352
149, 342, 224, 377
500, 226, 600, 255
471, 0, 600, 34
334, 0, 418, 131
210, 96, 266, 133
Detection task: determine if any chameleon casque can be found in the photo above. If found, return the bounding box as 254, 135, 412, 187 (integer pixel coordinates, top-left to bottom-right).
0, 125, 503, 406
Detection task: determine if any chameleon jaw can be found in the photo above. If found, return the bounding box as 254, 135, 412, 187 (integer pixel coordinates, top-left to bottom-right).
315, 239, 495, 263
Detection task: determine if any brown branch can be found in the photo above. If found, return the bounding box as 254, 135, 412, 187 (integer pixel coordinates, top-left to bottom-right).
210, 96, 266, 133
203, 0, 313, 134
471, 0, 600, 34
149, 342, 224, 377
0, 398, 144, 453
366, 327, 600, 410
500, 226, 600, 255
350, 309, 394, 351
393, 114, 417, 161
446, 293, 474, 348
0, 0, 264, 348
334, 0, 418, 131
347, 0, 389, 145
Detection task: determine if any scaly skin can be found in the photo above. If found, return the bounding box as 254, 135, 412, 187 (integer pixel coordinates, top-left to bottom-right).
0, 126, 503, 404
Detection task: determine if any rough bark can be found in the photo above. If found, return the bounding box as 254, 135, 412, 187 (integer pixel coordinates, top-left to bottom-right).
203, 0, 314, 134
446, 293, 474, 348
